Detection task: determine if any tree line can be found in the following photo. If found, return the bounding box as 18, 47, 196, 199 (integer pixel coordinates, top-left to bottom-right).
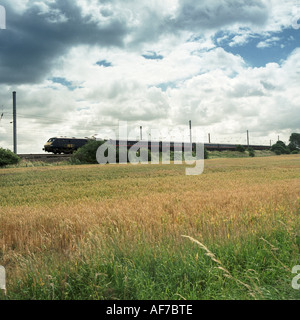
0, 133, 299, 167
270, 133, 300, 155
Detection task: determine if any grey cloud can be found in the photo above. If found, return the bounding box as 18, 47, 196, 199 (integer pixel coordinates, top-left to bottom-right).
260, 80, 276, 90
0, 0, 128, 84
125, 0, 270, 48
100, 8, 114, 18
228, 84, 265, 97
173, 0, 269, 31
0, 0, 271, 86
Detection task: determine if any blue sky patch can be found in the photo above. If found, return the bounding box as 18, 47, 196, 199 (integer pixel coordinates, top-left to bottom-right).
51, 77, 76, 91
214, 28, 300, 67
96, 60, 112, 67
142, 52, 164, 60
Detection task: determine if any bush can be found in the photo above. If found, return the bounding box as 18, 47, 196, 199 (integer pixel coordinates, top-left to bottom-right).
204, 147, 209, 159
70, 140, 105, 164
247, 147, 255, 157
71, 141, 209, 165
236, 145, 245, 152
291, 150, 299, 154
271, 141, 290, 155
192, 145, 208, 159
0, 148, 20, 167
289, 133, 300, 151
129, 147, 150, 163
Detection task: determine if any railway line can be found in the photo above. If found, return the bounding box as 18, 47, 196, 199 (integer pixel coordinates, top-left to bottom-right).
18, 154, 72, 162
42, 136, 270, 156
18, 142, 270, 163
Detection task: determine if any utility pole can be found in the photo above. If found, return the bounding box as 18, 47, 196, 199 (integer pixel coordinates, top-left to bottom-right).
140, 126, 142, 140
246, 130, 249, 148
13, 91, 17, 154
208, 133, 211, 144
189, 120, 192, 144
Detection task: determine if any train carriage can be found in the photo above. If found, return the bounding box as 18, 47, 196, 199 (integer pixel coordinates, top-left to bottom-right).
43, 137, 270, 154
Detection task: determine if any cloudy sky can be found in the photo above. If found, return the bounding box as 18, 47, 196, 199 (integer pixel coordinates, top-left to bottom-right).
0, 0, 299, 153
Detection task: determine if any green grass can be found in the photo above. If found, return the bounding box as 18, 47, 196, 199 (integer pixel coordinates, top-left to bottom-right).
208, 150, 275, 159
0, 155, 299, 300
3, 231, 299, 300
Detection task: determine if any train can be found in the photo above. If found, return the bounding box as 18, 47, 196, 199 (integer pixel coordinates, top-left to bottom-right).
43, 137, 270, 154
43, 137, 89, 154
202, 143, 269, 151
107, 140, 270, 152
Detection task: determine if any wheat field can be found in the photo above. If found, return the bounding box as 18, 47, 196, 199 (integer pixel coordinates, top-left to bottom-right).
0, 155, 299, 300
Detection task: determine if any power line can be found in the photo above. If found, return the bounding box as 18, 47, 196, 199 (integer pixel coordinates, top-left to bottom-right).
3, 112, 70, 123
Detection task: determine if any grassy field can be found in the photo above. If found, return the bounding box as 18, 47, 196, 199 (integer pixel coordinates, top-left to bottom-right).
0, 155, 299, 300
207, 149, 276, 158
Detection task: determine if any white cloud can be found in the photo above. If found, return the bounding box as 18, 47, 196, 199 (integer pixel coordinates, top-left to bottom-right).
0, 0, 300, 152
229, 33, 253, 47
257, 36, 281, 48
2, 47, 297, 152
